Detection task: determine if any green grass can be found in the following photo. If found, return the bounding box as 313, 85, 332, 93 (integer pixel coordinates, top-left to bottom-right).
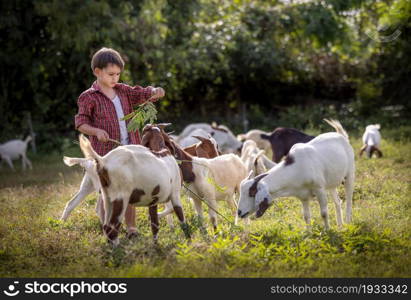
0, 135, 410, 278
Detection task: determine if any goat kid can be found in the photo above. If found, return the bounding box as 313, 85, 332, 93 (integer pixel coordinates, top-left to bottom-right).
238, 119, 355, 230
0, 136, 32, 171
359, 124, 383, 158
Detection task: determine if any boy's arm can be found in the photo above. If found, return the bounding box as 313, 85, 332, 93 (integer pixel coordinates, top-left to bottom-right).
118, 84, 165, 106
75, 94, 109, 142
78, 124, 109, 142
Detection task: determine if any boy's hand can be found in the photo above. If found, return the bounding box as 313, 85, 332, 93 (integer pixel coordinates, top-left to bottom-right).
149, 87, 165, 100
95, 129, 110, 142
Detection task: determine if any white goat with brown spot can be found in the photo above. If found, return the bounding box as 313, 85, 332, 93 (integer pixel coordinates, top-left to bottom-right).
63, 126, 190, 246
238, 119, 355, 230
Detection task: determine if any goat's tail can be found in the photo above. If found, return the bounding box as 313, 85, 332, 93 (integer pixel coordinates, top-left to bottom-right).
323, 119, 349, 139
24, 135, 32, 144
79, 134, 103, 164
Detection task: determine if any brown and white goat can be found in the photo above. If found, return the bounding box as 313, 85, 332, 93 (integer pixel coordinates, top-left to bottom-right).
60, 133, 218, 224
63, 127, 190, 245
147, 129, 247, 229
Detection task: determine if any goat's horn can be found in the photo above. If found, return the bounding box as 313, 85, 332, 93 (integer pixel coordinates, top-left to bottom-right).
246, 170, 254, 180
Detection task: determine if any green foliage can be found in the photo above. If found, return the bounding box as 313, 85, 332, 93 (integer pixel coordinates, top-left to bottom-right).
123, 102, 158, 132
1, 0, 410, 142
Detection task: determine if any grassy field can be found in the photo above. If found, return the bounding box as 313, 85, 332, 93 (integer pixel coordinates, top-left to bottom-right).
0, 131, 410, 278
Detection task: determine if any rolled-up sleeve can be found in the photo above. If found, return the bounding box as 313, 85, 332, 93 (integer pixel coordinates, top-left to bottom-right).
119, 84, 155, 106
75, 94, 93, 129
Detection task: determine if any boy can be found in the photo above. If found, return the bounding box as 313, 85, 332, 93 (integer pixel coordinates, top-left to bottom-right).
75, 47, 165, 237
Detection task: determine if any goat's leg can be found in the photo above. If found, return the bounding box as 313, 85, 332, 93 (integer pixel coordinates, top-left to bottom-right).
103, 197, 126, 247
301, 199, 311, 229
157, 201, 175, 228
359, 144, 367, 157
158, 201, 174, 218
170, 192, 191, 238
96, 193, 105, 224
228, 195, 239, 225
344, 170, 355, 223
207, 197, 219, 231
149, 205, 159, 242
375, 147, 383, 158
190, 196, 205, 229
330, 189, 343, 228
3, 156, 15, 171
23, 154, 32, 170
21, 155, 26, 171
315, 189, 330, 230
124, 205, 137, 238
61, 174, 95, 221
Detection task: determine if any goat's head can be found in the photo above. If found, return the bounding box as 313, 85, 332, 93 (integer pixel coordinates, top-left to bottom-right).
192, 135, 219, 158
141, 124, 171, 153
238, 172, 271, 219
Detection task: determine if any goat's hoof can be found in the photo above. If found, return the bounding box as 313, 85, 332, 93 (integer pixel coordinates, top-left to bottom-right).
126, 231, 139, 240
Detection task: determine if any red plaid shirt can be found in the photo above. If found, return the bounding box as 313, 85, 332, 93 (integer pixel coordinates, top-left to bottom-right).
75, 81, 155, 155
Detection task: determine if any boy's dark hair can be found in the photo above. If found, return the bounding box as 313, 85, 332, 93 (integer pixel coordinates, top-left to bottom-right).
91, 47, 125, 71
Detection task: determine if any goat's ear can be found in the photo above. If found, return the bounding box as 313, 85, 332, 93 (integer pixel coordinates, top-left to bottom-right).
247, 170, 254, 180
237, 134, 246, 142
192, 135, 207, 143
63, 156, 84, 167
157, 123, 172, 129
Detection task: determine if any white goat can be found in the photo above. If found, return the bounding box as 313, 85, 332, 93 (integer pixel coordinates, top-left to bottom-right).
237, 119, 355, 230
157, 135, 247, 229
0, 136, 32, 171
177, 123, 213, 141
63, 131, 190, 245
177, 123, 242, 154
360, 124, 382, 158
240, 140, 276, 177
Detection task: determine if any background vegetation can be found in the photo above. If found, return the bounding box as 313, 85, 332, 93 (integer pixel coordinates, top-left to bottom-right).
1, 0, 410, 151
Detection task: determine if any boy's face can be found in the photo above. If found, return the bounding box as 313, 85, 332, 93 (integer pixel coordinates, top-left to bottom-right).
94, 63, 121, 88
